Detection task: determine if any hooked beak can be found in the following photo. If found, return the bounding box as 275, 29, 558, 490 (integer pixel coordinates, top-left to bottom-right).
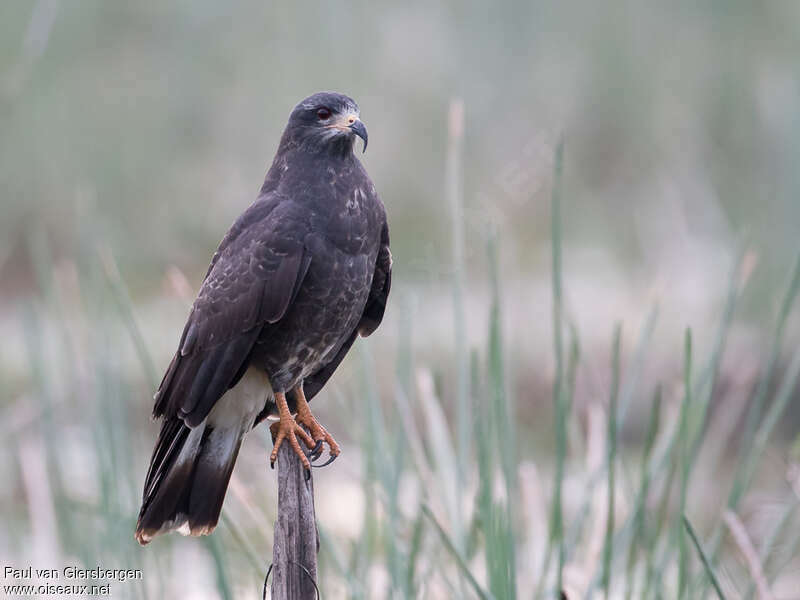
349, 119, 368, 153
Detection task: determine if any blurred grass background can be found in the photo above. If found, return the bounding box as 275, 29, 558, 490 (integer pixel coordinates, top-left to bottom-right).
2, 1, 800, 598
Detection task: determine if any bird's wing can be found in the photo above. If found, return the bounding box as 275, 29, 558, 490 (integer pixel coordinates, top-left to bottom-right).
152, 196, 311, 427
304, 221, 391, 401
357, 221, 392, 337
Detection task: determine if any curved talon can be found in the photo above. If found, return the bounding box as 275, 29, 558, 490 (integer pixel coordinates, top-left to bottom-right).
307, 439, 324, 461
311, 452, 338, 468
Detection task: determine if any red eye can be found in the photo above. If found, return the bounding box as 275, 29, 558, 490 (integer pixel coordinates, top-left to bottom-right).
316, 108, 331, 120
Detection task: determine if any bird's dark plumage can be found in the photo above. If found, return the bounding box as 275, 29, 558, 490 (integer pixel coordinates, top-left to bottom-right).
136, 92, 390, 544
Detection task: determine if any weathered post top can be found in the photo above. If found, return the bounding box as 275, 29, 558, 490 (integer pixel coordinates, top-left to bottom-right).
269, 439, 319, 599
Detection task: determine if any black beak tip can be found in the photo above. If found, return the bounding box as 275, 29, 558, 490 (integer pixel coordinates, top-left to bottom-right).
350, 121, 368, 153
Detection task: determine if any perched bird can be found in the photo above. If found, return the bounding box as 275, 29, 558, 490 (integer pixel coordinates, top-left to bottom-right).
135, 92, 391, 545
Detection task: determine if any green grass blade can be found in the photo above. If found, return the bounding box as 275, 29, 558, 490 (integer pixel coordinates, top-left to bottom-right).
688, 248, 744, 465
762, 505, 800, 589
625, 384, 662, 600
446, 99, 471, 495
487, 233, 516, 497
549, 137, 567, 596
219, 512, 266, 575
422, 505, 493, 600
683, 516, 726, 600
732, 253, 800, 505
406, 507, 426, 596
699, 252, 800, 578
485, 234, 517, 599
644, 461, 676, 595
747, 345, 800, 469
678, 329, 692, 599
602, 323, 622, 597
743, 498, 798, 599
98, 247, 158, 389
537, 330, 579, 600
617, 304, 658, 427
204, 535, 233, 600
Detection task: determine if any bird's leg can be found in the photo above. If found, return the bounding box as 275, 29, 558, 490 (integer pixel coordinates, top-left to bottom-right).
269, 391, 316, 476
293, 385, 341, 467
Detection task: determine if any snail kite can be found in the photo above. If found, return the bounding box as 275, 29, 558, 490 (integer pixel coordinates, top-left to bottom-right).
135, 92, 391, 544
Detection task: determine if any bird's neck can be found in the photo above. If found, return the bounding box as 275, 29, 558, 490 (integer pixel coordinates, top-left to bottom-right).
260, 133, 355, 195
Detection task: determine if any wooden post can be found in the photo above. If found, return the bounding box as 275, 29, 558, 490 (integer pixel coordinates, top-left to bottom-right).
270, 439, 319, 599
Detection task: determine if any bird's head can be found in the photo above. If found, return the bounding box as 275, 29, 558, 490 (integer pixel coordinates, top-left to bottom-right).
286, 92, 368, 155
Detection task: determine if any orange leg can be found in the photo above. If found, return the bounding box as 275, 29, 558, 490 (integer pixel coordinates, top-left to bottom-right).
293, 385, 341, 466
269, 391, 315, 472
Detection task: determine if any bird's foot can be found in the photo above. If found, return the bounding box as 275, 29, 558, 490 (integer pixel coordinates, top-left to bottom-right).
295, 408, 341, 468
269, 393, 316, 479
294, 385, 341, 468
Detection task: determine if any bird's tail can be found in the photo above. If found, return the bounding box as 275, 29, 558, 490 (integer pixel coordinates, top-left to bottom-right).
135, 416, 246, 545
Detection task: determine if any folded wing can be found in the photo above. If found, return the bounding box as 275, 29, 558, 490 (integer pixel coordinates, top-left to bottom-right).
153, 213, 310, 427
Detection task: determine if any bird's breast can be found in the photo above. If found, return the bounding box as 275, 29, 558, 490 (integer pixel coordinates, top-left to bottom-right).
305, 196, 378, 257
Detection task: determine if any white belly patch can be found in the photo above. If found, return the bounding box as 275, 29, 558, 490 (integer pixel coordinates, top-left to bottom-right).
206, 367, 273, 430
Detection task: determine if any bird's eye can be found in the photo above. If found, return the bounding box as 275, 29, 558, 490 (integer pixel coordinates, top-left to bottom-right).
316, 108, 332, 120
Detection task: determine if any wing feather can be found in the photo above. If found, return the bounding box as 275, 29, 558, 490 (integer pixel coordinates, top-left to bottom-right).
152, 194, 310, 426
358, 222, 392, 337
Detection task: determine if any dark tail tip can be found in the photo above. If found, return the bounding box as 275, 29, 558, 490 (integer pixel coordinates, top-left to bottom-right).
135, 420, 244, 545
